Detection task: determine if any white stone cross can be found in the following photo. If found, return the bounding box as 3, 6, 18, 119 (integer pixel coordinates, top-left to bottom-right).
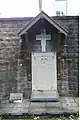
36, 29, 51, 52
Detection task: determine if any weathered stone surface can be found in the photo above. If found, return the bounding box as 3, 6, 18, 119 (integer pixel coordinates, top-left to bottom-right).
45, 108, 64, 114
45, 102, 62, 108
30, 102, 45, 108
59, 97, 75, 103
0, 97, 79, 115
73, 97, 79, 105
62, 103, 78, 112
28, 108, 46, 115
0, 103, 14, 108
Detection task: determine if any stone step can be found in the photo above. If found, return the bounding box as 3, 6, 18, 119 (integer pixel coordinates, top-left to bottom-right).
31, 90, 59, 102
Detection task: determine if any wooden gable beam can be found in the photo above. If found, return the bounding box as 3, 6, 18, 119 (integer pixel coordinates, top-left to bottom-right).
18, 11, 68, 36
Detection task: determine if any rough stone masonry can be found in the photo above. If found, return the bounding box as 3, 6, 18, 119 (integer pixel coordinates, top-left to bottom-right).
0, 16, 79, 101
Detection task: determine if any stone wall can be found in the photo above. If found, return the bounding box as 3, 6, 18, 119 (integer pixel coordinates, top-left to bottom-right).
54, 16, 79, 96
0, 20, 29, 101
0, 16, 79, 101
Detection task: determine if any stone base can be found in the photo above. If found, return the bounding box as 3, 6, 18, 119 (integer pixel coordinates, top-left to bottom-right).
30, 90, 59, 102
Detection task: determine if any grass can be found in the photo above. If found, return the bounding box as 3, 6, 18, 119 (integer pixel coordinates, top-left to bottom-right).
2, 113, 79, 120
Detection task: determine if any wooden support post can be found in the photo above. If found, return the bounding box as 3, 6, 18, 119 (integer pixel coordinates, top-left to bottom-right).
26, 36, 30, 60
24, 33, 31, 81
57, 32, 61, 80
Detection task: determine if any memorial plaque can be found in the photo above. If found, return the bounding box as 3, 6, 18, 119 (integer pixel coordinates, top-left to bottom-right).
9, 93, 23, 103
32, 52, 57, 91
31, 52, 58, 101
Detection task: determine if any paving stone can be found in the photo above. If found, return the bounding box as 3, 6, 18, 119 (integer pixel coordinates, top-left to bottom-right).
62, 102, 79, 112
0, 103, 14, 108
22, 101, 30, 108
21, 108, 29, 113
11, 103, 29, 114
73, 97, 79, 105
30, 102, 46, 108
0, 108, 12, 114
45, 102, 62, 108
45, 108, 65, 114
59, 97, 75, 103
62, 106, 79, 113
28, 108, 46, 115
64, 97, 75, 103
11, 108, 24, 114
1, 100, 9, 104
62, 101, 78, 107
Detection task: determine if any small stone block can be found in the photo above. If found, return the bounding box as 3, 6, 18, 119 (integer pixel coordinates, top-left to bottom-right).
9, 93, 23, 103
